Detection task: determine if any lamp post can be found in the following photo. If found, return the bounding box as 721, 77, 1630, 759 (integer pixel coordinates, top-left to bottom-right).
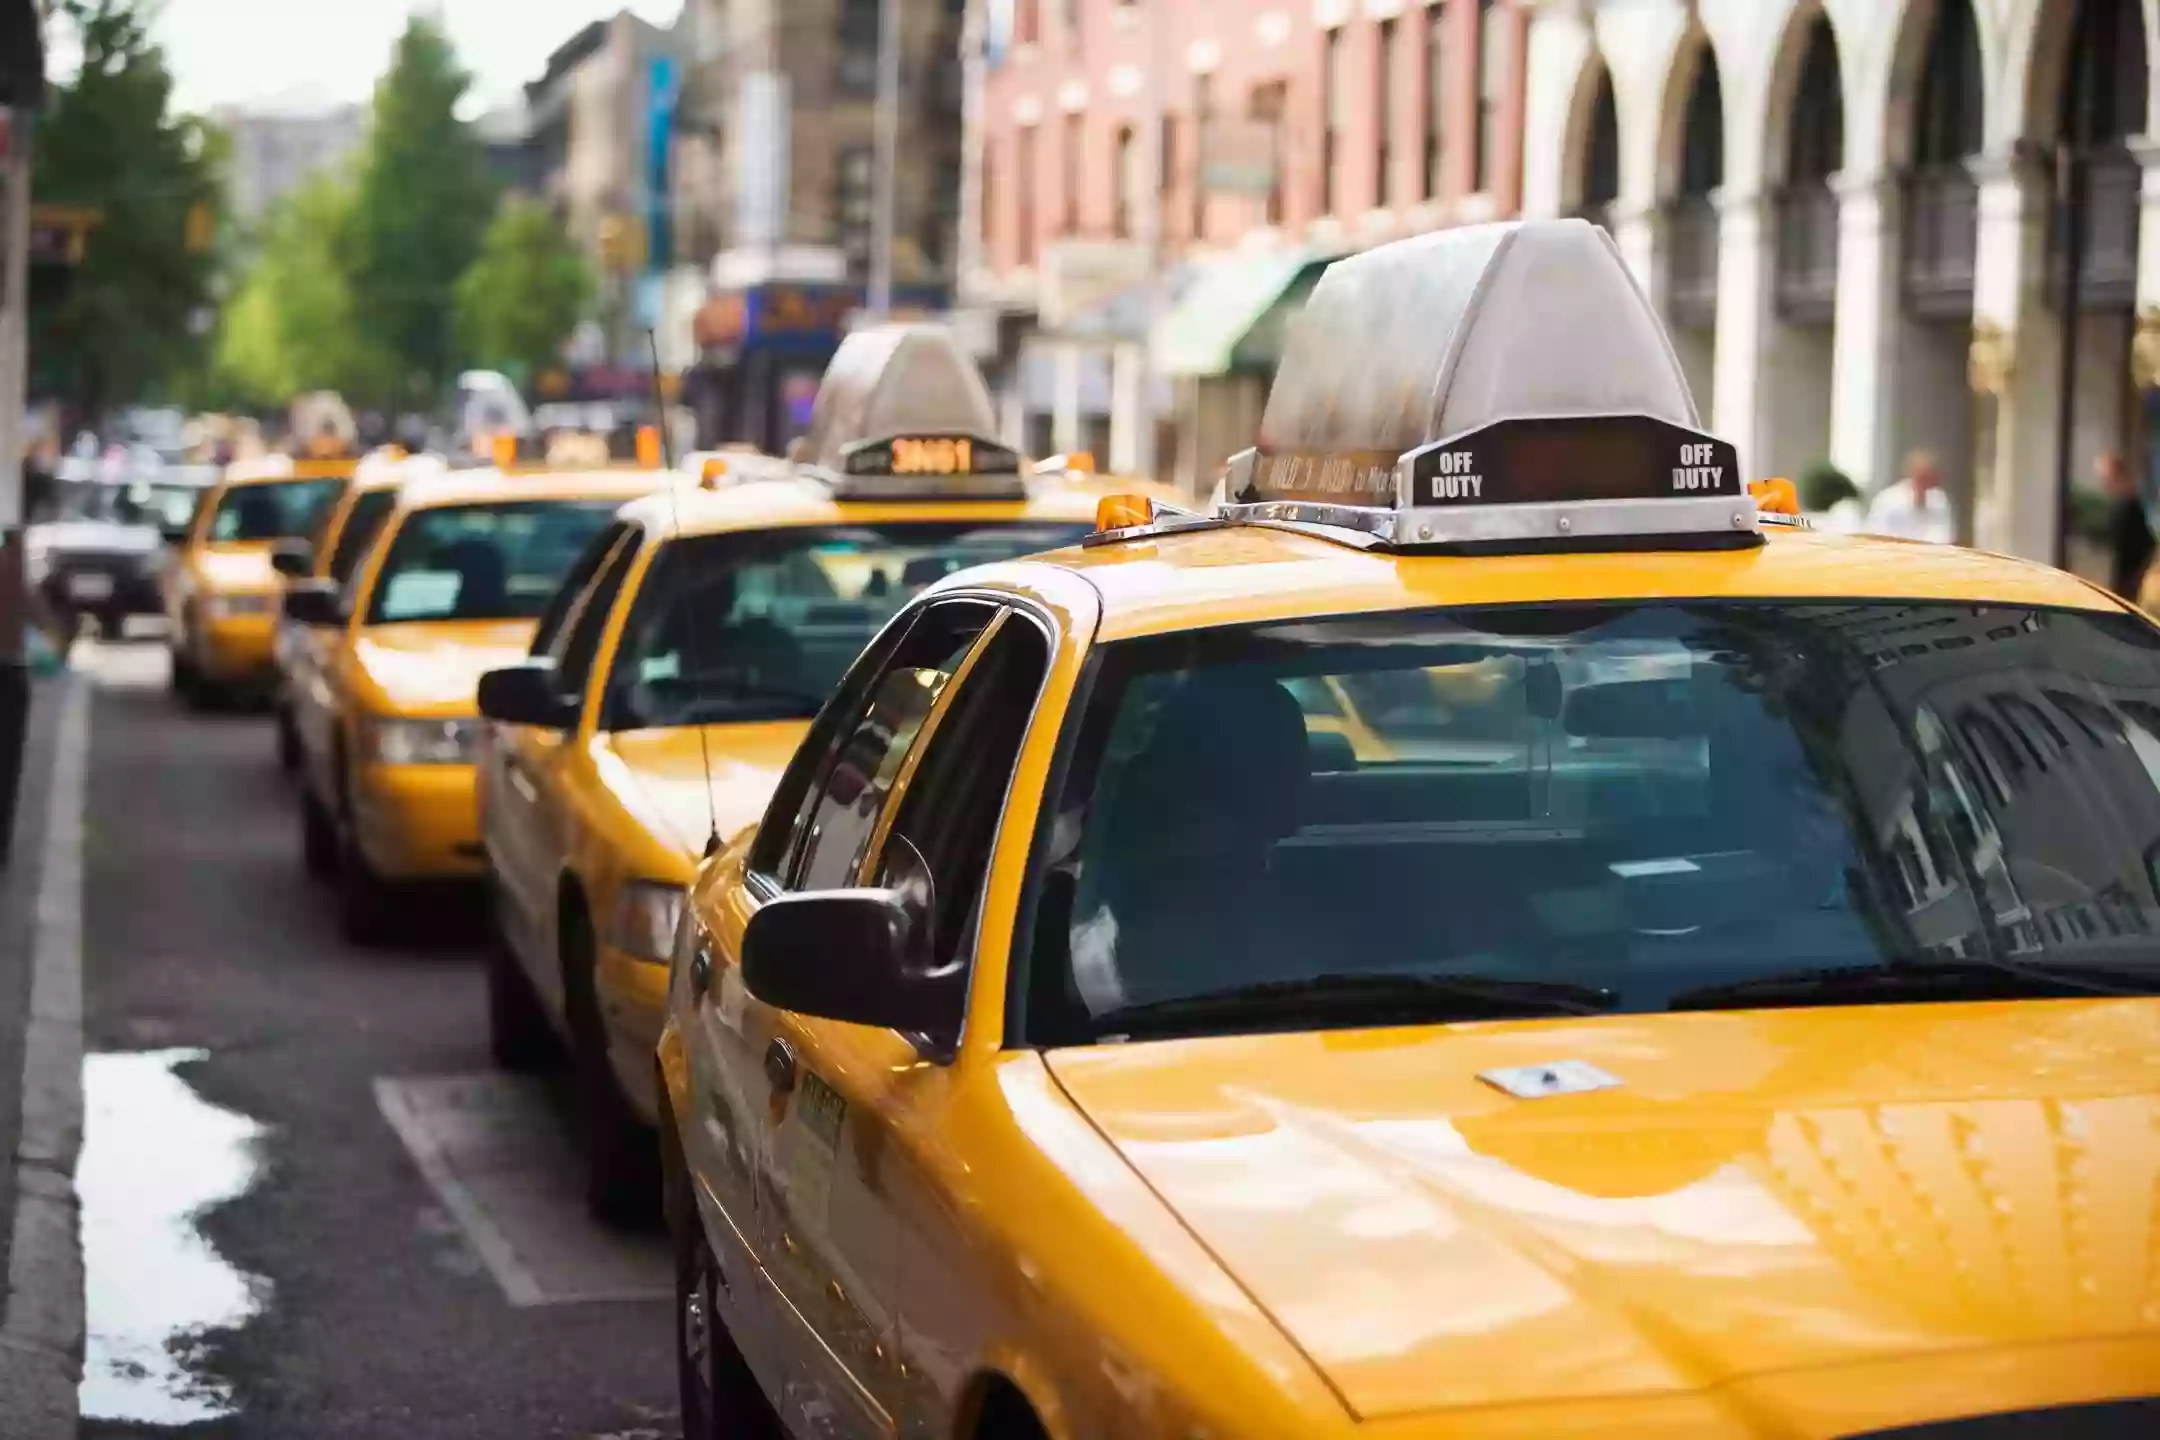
867, 0, 901, 318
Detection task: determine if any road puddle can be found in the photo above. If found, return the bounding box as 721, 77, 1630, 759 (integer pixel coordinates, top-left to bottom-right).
78, 1048, 268, 1425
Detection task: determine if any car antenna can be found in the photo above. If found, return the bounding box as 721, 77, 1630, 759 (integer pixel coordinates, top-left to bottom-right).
647, 329, 723, 859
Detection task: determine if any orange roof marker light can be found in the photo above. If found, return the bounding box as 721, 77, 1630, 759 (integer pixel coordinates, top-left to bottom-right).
635, 425, 662, 468
1035, 451, 1097, 477
491, 431, 519, 471
1749, 476, 1810, 528
699, 455, 729, 488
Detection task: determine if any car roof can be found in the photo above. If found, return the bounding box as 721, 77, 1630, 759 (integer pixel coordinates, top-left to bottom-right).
224, 457, 357, 487
396, 466, 675, 511
951, 522, 2126, 643
614, 472, 1127, 538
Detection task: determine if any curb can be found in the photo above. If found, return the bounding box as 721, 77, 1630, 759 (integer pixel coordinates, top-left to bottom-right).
0, 674, 87, 1435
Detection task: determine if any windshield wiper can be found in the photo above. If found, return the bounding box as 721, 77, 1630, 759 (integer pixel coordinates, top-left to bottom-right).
1669, 956, 2160, 1012
1096, 971, 1619, 1038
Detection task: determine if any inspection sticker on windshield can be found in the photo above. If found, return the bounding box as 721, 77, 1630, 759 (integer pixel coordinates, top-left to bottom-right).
1479, 1060, 1622, 1100
379, 570, 462, 621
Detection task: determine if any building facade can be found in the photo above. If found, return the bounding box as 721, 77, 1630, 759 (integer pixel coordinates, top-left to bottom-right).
672, 0, 970, 452
964, 0, 1532, 491
1520, 0, 2157, 567
214, 106, 365, 224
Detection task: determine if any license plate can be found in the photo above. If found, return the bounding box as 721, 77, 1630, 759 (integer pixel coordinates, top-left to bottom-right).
67, 573, 115, 602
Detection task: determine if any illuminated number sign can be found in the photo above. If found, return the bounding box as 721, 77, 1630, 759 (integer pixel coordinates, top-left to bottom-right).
890, 437, 974, 475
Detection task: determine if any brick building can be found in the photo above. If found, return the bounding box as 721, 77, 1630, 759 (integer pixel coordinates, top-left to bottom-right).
961, 0, 1532, 491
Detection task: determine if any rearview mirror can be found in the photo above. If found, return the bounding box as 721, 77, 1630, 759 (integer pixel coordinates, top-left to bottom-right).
740, 888, 961, 1052
269, 541, 313, 578
280, 580, 344, 628
476, 662, 578, 729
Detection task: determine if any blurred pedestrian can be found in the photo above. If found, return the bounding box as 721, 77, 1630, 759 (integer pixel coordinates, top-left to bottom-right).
1865, 450, 1955, 544
2099, 448, 2154, 598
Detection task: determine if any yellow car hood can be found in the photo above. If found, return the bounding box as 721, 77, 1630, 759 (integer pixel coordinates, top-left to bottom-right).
196, 544, 280, 593
353, 620, 538, 715
1046, 1000, 2160, 1426
604, 722, 811, 856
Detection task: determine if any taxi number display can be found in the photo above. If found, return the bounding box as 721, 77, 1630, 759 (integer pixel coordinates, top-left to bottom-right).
844, 434, 1021, 477
1405, 416, 1742, 508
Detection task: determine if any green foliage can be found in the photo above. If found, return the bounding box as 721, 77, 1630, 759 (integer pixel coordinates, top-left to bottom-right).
346, 17, 497, 406
455, 198, 596, 384
211, 174, 395, 407
28, 0, 227, 419
1797, 460, 1860, 514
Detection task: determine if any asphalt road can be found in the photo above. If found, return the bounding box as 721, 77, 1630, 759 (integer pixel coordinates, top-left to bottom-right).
72, 639, 680, 1440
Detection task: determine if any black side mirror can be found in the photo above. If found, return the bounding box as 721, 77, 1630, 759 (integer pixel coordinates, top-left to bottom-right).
280, 580, 344, 628
740, 887, 961, 1051
269, 541, 314, 578
476, 662, 578, 729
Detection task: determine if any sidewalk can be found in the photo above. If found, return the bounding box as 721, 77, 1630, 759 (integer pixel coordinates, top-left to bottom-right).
0, 666, 85, 1435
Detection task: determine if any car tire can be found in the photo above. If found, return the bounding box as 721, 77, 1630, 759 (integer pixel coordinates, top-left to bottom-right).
170, 644, 201, 707
563, 909, 660, 1228
335, 782, 397, 947
300, 788, 338, 882
674, 1174, 780, 1440
274, 703, 300, 773
486, 917, 559, 1072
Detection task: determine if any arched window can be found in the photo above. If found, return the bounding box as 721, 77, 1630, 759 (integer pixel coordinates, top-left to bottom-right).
2063, 0, 2147, 149
1787, 16, 1844, 183
1679, 52, 1724, 198
1583, 67, 1619, 219
1915, 0, 1982, 165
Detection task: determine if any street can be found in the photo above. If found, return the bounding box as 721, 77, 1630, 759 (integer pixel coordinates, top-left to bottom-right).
71, 637, 678, 1439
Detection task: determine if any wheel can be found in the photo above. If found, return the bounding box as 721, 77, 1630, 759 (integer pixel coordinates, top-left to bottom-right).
485, 903, 560, 1071
563, 908, 659, 1227
300, 787, 338, 882
335, 776, 397, 946
274, 702, 300, 773
169, 644, 200, 706
674, 1182, 781, 1440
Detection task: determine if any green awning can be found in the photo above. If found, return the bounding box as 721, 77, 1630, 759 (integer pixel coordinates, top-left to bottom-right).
1150, 251, 1332, 379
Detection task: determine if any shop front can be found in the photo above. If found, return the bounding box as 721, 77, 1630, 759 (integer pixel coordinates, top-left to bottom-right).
686, 282, 948, 454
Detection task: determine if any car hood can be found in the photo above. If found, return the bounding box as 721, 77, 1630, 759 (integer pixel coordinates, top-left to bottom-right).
352, 621, 538, 715
1044, 1000, 2160, 1424
603, 723, 810, 857
195, 543, 280, 592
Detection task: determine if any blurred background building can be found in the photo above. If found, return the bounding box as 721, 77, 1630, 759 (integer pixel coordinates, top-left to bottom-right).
214, 104, 365, 224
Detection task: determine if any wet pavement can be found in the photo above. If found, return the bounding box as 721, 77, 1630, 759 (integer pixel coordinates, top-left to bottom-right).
72, 640, 678, 1438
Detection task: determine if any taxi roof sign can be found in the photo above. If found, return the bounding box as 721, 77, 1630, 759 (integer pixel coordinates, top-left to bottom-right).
1222, 219, 1756, 553
796, 322, 1026, 500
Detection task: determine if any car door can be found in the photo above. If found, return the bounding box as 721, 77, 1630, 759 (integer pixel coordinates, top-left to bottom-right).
486, 524, 642, 1001
742, 598, 1012, 1440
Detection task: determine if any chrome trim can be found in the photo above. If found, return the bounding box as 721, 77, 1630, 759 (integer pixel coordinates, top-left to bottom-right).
1387, 494, 1759, 547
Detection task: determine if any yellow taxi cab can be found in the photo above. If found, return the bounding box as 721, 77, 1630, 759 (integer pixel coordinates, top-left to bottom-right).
474, 324, 1170, 1224
270, 446, 444, 773
286, 446, 673, 944
164, 454, 352, 706
657, 221, 2160, 1439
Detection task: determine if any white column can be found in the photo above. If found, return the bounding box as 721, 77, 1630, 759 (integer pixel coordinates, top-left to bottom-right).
1967, 146, 2060, 561
1108, 342, 1144, 473
1828, 171, 1903, 495
1052, 342, 1082, 453
1607, 201, 1660, 301
1710, 187, 1774, 473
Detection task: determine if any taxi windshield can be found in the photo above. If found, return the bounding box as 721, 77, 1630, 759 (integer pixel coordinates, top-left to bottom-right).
207, 477, 343, 543
602, 522, 1089, 729
1022, 601, 2160, 1043
366, 499, 623, 625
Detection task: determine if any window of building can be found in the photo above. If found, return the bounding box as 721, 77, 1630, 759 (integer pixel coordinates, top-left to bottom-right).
1252, 80, 1288, 225
982, 134, 997, 257
837, 145, 875, 274
1192, 71, 1213, 238
1016, 0, 1040, 46
837, 0, 879, 96
1157, 114, 1177, 238
1323, 27, 1347, 213
1474, 0, 1502, 193
1424, 2, 1445, 199
1018, 122, 1038, 264
1063, 111, 1084, 234
1113, 124, 1137, 237
1377, 17, 1397, 208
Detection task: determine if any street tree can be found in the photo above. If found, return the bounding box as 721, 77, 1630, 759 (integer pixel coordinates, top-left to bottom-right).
455, 198, 596, 387
347, 16, 496, 408
28, 0, 226, 421
212, 174, 394, 407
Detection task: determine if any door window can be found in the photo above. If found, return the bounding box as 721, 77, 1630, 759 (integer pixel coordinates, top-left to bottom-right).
552, 530, 645, 697
778, 600, 1004, 893
530, 523, 631, 657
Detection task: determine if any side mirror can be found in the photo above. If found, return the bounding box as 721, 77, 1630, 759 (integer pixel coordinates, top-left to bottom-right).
269, 541, 314, 578
280, 579, 344, 628
740, 887, 961, 1049
476, 662, 578, 729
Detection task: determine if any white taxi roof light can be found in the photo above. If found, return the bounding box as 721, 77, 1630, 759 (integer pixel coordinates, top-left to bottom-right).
1223, 218, 1757, 554
799, 323, 1027, 501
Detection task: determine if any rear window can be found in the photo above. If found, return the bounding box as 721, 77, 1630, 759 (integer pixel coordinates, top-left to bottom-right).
364, 500, 622, 624
1019, 601, 2160, 1043
208, 478, 343, 543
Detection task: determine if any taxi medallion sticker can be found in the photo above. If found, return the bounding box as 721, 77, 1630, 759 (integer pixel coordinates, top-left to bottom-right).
1478, 1060, 1622, 1099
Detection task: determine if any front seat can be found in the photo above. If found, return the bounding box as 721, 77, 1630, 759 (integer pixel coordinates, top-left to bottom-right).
1072, 671, 1313, 1011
